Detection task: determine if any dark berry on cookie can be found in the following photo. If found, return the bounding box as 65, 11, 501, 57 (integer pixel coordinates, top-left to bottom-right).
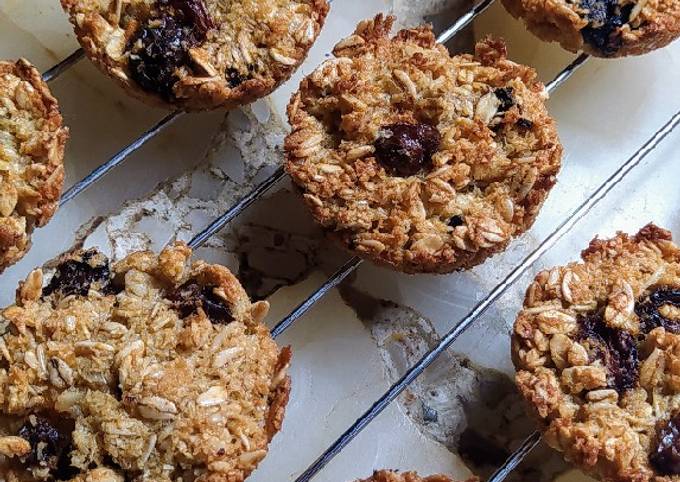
128, 13, 203, 100
635, 286, 680, 334
162, 0, 214, 36
18, 415, 70, 474
651, 412, 680, 475
578, 312, 639, 392
42, 249, 113, 298
494, 87, 514, 112
580, 0, 634, 55
516, 118, 534, 130
167, 281, 234, 323
374, 123, 441, 177
448, 215, 465, 228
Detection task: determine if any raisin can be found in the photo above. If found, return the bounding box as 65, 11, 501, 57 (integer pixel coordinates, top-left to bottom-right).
226, 68, 247, 88
128, 14, 198, 100
516, 118, 534, 130
580, 0, 633, 56
163, 0, 214, 37
42, 250, 113, 298
18, 416, 70, 473
168, 282, 234, 324
578, 312, 639, 392
374, 123, 441, 177
651, 412, 680, 475
494, 88, 514, 112
635, 287, 680, 334
448, 215, 465, 228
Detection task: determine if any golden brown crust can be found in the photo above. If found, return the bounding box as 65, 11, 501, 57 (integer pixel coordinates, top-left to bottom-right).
501, 0, 680, 57
356, 470, 478, 482
284, 15, 562, 274
59, 0, 329, 111
512, 224, 680, 482
0, 243, 290, 481
0, 59, 68, 272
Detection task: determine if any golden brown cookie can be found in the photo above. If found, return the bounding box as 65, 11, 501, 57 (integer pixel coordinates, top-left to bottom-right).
0, 243, 291, 481
356, 470, 477, 482
59, 0, 329, 111
501, 0, 680, 57
0, 59, 68, 272
284, 15, 562, 274
512, 224, 680, 482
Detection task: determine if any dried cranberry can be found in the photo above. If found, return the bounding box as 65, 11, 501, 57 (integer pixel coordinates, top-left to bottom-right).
168, 282, 234, 324
651, 412, 680, 475
18, 416, 69, 473
516, 118, 534, 130
636, 287, 680, 334
163, 0, 214, 37
374, 123, 441, 177
448, 215, 464, 228
128, 14, 198, 100
580, 0, 633, 55
42, 250, 113, 298
578, 313, 639, 392
494, 88, 514, 112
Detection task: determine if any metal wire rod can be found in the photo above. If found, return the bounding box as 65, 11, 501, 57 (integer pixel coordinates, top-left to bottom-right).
437, 0, 497, 44
188, 166, 287, 249
291, 108, 680, 482
545, 53, 590, 94
271, 256, 364, 338
41, 49, 84, 83
487, 431, 542, 482
60, 111, 184, 205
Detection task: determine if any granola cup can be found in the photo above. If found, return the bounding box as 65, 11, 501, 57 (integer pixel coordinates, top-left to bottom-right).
0, 243, 291, 481
284, 15, 562, 274
513, 224, 680, 482
501, 0, 680, 57
357, 470, 478, 482
0, 59, 68, 273
60, 0, 329, 111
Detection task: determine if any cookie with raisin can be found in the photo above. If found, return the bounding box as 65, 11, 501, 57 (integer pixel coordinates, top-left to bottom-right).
0, 59, 68, 272
501, 0, 680, 57
512, 224, 680, 482
0, 243, 291, 481
284, 15, 562, 273
356, 470, 478, 482
59, 0, 329, 111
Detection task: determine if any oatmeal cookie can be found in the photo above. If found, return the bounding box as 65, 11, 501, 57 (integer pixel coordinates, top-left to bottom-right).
59, 0, 329, 111
512, 224, 680, 482
0, 59, 68, 272
0, 243, 291, 481
284, 15, 562, 274
356, 470, 477, 482
501, 0, 680, 57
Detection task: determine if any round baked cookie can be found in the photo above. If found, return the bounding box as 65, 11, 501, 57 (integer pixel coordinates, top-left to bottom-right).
0, 243, 291, 481
511, 224, 680, 482
356, 470, 477, 482
59, 0, 329, 111
0, 59, 68, 272
284, 15, 562, 274
501, 0, 680, 57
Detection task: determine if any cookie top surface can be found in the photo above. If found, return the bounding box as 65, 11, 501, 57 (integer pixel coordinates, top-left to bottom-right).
284, 15, 562, 274
0, 243, 290, 481
501, 0, 680, 57
60, 0, 329, 111
0, 59, 67, 272
356, 470, 476, 482
512, 224, 680, 482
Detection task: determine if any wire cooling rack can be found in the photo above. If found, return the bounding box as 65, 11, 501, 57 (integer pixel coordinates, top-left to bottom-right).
19, 1, 680, 480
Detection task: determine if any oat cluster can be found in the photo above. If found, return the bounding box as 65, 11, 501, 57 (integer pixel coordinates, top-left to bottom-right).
0, 59, 67, 273
501, 0, 680, 57
356, 470, 477, 482
0, 243, 290, 481
513, 224, 680, 482
285, 15, 562, 274
60, 0, 329, 110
